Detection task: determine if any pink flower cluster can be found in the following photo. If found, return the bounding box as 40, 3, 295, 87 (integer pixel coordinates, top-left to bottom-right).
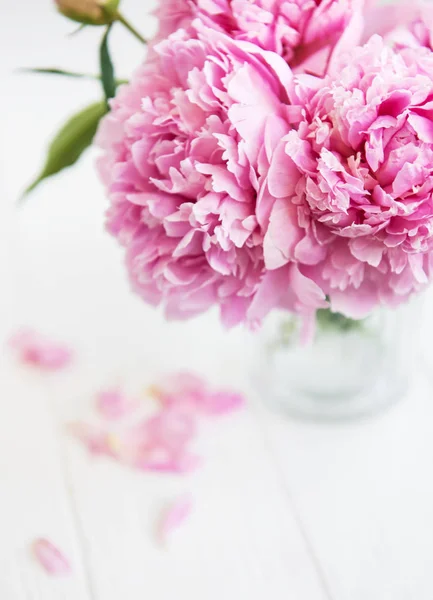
154, 0, 367, 76
264, 35, 433, 317
97, 1, 433, 325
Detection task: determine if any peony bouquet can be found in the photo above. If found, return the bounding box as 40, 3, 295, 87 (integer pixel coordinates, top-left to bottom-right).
26, 0, 433, 333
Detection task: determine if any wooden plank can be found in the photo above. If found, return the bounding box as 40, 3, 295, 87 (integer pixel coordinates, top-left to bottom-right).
258, 371, 433, 600
0, 353, 92, 600
58, 390, 330, 600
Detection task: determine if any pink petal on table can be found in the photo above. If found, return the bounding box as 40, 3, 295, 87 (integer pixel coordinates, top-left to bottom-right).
201, 390, 246, 416
67, 422, 115, 457
31, 538, 71, 576
162, 372, 207, 394
95, 388, 138, 420
152, 373, 247, 418
158, 496, 193, 543
143, 408, 197, 451
8, 329, 72, 370
152, 372, 209, 411
146, 454, 201, 475
136, 457, 196, 474
132, 439, 201, 474
173, 452, 202, 474
157, 390, 205, 414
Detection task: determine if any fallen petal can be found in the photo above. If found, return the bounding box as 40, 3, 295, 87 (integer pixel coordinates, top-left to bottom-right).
157, 390, 205, 414
67, 422, 114, 457
153, 372, 209, 408
164, 372, 207, 393
31, 538, 71, 576
9, 329, 72, 370
201, 390, 246, 416
172, 452, 202, 474
158, 496, 192, 543
95, 388, 138, 420
132, 441, 201, 475
136, 457, 198, 474
143, 408, 197, 451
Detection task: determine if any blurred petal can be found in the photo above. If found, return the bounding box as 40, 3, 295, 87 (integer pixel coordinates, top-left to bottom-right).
201, 391, 245, 415
95, 388, 138, 420
32, 539, 71, 576
8, 329, 73, 370
158, 496, 192, 543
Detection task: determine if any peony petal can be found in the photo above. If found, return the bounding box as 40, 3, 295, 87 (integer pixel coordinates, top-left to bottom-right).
158, 496, 192, 543
67, 422, 115, 457
330, 283, 378, 319
408, 253, 428, 284
32, 539, 71, 576
264, 199, 303, 269
294, 234, 327, 265
136, 451, 201, 474
95, 388, 138, 420
201, 390, 245, 415
266, 141, 299, 198
299, 312, 317, 346
247, 267, 291, 322
328, 4, 364, 77
220, 296, 250, 328
8, 329, 73, 370
289, 265, 327, 310
349, 237, 384, 268
151, 372, 209, 412
143, 408, 197, 451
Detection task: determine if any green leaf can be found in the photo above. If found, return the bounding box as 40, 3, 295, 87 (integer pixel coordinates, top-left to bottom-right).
20, 67, 97, 79
316, 308, 364, 332
23, 101, 108, 197
100, 25, 116, 105
20, 67, 128, 85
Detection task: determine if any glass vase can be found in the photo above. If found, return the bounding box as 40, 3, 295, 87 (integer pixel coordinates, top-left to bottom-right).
255, 304, 419, 421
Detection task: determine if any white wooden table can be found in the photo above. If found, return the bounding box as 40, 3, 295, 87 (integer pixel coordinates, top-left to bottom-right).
2, 2, 433, 598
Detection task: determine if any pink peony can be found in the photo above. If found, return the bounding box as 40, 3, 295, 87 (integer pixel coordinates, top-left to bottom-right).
387, 3, 433, 51
98, 8, 433, 325
154, 0, 368, 76
363, 0, 433, 50
97, 24, 328, 326
263, 35, 433, 318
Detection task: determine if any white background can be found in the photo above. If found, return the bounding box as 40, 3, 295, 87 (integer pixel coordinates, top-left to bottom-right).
1, 1, 433, 598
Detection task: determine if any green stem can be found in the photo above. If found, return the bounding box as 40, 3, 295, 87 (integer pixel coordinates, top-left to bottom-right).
116, 12, 147, 44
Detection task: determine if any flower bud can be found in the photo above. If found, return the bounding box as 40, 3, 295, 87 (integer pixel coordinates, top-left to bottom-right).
55, 0, 120, 25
